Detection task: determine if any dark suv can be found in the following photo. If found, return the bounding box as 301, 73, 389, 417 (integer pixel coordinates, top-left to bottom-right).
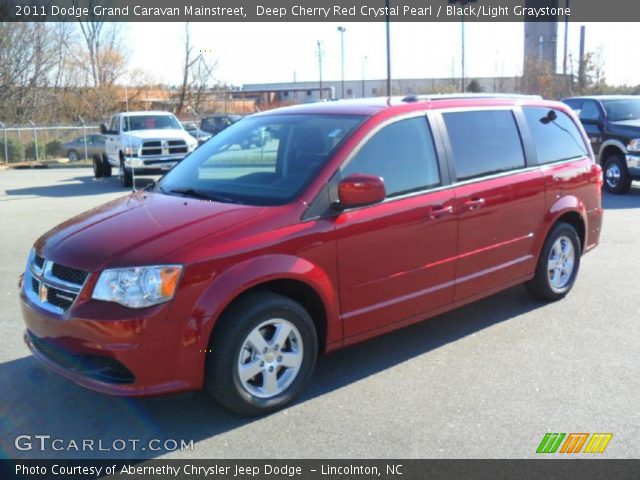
200, 114, 242, 136
562, 95, 640, 194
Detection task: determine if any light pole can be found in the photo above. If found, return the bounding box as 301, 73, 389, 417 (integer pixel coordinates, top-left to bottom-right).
361, 55, 368, 98
337, 26, 346, 98
448, 0, 478, 92
385, 0, 391, 96
187, 105, 199, 128
317, 40, 324, 100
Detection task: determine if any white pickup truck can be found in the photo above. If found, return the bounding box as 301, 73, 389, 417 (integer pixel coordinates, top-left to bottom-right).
95, 111, 198, 187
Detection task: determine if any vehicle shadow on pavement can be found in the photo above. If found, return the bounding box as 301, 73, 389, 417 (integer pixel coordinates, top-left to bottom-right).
3, 176, 155, 198
602, 185, 640, 210
0, 286, 545, 460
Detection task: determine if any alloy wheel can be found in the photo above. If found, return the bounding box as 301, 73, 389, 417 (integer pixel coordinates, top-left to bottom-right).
237, 318, 303, 399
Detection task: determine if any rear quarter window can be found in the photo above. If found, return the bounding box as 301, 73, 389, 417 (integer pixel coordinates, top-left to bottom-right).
523, 107, 589, 164
443, 110, 525, 181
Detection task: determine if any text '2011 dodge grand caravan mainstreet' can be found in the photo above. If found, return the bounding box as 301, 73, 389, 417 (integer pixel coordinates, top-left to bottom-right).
20, 95, 603, 415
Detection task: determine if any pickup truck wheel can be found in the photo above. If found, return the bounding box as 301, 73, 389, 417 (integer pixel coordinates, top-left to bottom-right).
119, 159, 132, 188
101, 153, 112, 178
603, 155, 631, 194
525, 222, 581, 301
92, 155, 104, 178
205, 292, 318, 416
68, 150, 79, 162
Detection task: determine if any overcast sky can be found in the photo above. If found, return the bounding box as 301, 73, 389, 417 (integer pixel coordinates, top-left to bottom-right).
125, 22, 636, 87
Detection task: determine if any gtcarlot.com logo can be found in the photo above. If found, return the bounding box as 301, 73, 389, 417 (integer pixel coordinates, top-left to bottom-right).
14, 435, 194, 452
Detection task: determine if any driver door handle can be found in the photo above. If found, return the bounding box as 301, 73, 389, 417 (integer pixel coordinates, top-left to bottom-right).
428, 205, 454, 220
463, 197, 485, 211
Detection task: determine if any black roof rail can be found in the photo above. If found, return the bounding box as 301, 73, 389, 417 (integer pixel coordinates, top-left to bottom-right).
401, 93, 542, 103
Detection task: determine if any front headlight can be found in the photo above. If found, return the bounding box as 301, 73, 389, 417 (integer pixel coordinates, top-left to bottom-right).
187, 139, 198, 152
92, 265, 183, 308
627, 139, 640, 153
123, 145, 139, 156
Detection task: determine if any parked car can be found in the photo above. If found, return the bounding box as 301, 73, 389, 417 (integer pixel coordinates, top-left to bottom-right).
20, 95, 603, 415
62, 134, 105, 162
182, 122, 212, 145
562, 95, 640, 194
97, 111, 198, 187
199, 114, 242, 136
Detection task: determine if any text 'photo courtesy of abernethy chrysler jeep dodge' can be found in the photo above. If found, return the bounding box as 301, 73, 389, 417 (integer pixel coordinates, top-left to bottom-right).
19, 95, 603, 415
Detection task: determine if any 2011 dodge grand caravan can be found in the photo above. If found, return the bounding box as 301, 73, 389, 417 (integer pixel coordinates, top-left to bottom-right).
20, 95, 603, 415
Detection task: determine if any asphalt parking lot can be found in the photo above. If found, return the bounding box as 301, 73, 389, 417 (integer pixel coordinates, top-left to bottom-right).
1, 168, 639, 460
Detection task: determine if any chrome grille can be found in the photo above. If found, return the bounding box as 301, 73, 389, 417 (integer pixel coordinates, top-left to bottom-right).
34, 254, 45, 269
140, 139, 188, 157
52, 264, 89, 285
24, 253, 89, 314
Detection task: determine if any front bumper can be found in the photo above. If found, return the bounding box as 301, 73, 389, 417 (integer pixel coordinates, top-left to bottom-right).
123, 156, 186, 173
20, 287, 197, 397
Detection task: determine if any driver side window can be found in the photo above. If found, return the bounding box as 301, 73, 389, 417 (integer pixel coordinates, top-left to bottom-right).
341, 116, 441, 198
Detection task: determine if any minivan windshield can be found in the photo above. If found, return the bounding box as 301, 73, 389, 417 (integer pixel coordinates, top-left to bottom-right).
157, 113, 365, 206
122, 115, 182, 132
603, 99, 640, 122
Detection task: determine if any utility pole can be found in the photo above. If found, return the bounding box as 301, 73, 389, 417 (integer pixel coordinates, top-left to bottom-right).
362, 55, 368, 98
317, 40, 324, 100
578, 25, 586, 91
337, 26, 346, 98
563, 0, 570, 76
448, 0, 478, 92
385, 0, 391, 96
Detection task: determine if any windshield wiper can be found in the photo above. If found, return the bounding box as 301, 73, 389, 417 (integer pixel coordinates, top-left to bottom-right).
166, 187, 241, 204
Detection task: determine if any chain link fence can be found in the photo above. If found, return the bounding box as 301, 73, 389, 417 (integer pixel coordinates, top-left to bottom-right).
0, 121, 101, 164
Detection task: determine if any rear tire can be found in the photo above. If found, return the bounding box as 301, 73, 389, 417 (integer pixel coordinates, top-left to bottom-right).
92, 155, 103, 178
205, 292, 318, 416
525, 222, 581, 301
603, 155, 631, 194
101, 153, 112, 178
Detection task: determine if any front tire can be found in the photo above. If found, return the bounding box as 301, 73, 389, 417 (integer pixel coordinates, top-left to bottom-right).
603, 155, 631, 194
205, 292, 318, 416
68, 150, 79, 162
525, 222, 581, 301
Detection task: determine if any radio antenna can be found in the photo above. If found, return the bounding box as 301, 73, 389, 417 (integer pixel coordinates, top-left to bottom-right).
125, 84, 136, 191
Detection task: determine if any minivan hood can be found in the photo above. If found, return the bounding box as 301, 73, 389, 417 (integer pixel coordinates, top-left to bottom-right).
35, 192, 266, 272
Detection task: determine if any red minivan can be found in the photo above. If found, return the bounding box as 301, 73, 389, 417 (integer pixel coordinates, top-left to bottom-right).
20, 95, 603, 415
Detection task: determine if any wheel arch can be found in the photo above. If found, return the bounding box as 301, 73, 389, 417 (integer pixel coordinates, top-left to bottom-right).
539, 197, 587, 256
194, 255, 340, 357
598, 139, 626, 165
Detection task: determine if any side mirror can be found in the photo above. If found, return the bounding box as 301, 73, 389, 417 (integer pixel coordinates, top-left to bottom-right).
99, 123, 108, 135
582, 118, 604, 129
337, 174, 386, 209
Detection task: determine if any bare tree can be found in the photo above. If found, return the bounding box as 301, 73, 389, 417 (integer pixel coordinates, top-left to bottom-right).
190, 54, 217, 113
0, 23, 56, 123
177, 23, 201, 115
73, 14, 127, 118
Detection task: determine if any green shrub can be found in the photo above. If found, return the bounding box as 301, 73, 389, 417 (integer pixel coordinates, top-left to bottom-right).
0, 138, 25, 163
45, 140, 63, 158
24, 141, 46, 161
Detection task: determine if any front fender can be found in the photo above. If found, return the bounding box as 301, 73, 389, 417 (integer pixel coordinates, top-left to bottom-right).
195, 254, 341, 350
